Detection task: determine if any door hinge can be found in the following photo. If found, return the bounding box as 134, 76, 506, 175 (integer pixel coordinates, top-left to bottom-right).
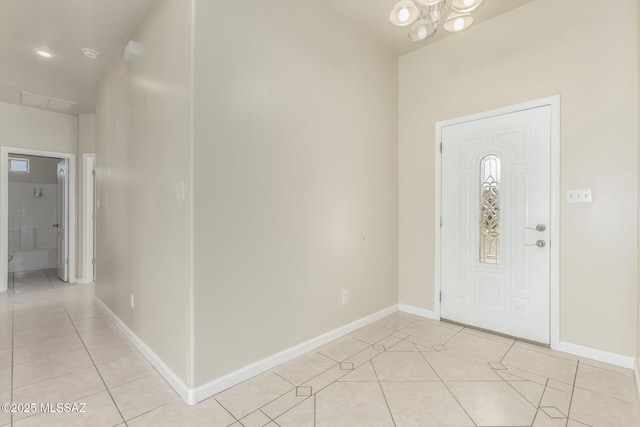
92, 258, 96, 265
440, 291, 442, 302
440, 142, 443, 153
92, 169, 96, 176
440, 216, 442, 228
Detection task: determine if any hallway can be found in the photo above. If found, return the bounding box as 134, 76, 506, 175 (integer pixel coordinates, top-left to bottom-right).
0, 271, 639, 426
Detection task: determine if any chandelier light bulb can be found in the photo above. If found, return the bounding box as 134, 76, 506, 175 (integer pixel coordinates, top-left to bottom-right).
399, 6, 410, 23
417, 26, 428, 40
454, 17, 465, 31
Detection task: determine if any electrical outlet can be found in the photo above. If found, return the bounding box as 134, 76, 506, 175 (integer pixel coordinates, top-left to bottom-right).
342, 290, 349, 305
130, 293, 135, 309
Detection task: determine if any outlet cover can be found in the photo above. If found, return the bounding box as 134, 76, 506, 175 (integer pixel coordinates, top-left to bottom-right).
565, 189, 592, 203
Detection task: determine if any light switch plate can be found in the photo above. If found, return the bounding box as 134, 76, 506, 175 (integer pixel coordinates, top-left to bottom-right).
566, 188, 592, 203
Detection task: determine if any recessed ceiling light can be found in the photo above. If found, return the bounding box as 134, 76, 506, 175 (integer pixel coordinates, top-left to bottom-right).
35, 50, 54, 59
82, 48, 100, 60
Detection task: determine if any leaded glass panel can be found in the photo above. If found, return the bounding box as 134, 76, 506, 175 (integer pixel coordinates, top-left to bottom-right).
480, 155, 501, 264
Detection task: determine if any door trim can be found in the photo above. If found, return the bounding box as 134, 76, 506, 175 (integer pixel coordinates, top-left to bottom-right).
0, 146, 77, 291
434, 95, 560, 348
80, 153, 96, 284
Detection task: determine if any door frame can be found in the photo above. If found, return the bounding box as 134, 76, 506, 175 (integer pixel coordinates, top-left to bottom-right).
81, 153, 96, 284
434, 95, 560, 347
0, 146, 77, 291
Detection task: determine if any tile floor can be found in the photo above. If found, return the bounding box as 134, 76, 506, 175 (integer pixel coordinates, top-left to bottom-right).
1, 269, 640, 426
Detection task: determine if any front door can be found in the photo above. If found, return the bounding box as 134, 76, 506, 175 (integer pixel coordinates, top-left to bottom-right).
57, 159, 68, 281
441, 106, 551, 344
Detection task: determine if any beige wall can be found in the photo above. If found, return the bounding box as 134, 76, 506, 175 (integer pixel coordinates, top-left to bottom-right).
95, 0, 193, 384
400, 0, 638, 357
0, 102, 77, 154
637, 0, 640, 369
8, 155, 59, 184
192, 0, 398, 384
77, 114, 95, 281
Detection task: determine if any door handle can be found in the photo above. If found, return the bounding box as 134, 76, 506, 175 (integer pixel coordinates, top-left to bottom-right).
525, 240, 546, 248
53, 224, 59, 228
525, 224, 546, 232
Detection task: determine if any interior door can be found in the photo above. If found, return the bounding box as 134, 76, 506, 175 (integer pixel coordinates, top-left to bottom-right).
440, 106, 551, 344
57, 159, 68, 281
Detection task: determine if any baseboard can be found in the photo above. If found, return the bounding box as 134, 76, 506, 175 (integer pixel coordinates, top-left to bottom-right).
398, 303, 439, 321
634, 358, 640, 404
76, 277, 94, 285
191, 304, 399, 403
553, 341, 636, 370
94, 297, 195, 404
95, 297, 399, 405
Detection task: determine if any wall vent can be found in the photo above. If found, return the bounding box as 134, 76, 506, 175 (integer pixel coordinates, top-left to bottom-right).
20, 91, 76, 113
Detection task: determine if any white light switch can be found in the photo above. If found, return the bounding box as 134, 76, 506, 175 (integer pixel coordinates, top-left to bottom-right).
176, 181, 185, 200
565, 188, 592, 203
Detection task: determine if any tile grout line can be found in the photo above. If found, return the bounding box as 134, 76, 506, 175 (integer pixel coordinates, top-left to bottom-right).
565, 359, 580, 427
59, 292, 128, 426
416, 349, 478, 427
214, 398, 240, 425
369, 353, 397, 427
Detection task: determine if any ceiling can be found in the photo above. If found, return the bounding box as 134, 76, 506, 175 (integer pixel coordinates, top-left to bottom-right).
0, 0, 535, 116
323, 0, 537, 56
0, 0, 151, 115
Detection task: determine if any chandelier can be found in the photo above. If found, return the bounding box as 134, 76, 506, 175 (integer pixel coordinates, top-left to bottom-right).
389, 0, 484, 43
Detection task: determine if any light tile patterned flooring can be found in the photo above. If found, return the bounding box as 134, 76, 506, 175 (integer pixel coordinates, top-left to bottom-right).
1, 270, 639, 426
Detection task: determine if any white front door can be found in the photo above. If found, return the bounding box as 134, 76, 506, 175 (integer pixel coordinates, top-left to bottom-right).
57, 159, 68, 281
441, 106, 551, 344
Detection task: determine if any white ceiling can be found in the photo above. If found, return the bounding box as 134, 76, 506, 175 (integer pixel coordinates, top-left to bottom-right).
0, 0, 151, 115
0, 0, 535, 116
322, 0, 537, 56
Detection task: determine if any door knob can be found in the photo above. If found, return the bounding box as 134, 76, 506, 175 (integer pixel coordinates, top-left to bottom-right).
525, 240, 546, 248
525, 224, 546, 232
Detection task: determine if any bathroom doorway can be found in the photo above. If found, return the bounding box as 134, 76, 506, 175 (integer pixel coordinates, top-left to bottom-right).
0, 147, 77, 292
7, 154, 63, 277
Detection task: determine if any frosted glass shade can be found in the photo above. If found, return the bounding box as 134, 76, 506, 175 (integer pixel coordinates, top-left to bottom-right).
451, 0, 484, 13
444, 12, 473, 32
389, 0, 420, 27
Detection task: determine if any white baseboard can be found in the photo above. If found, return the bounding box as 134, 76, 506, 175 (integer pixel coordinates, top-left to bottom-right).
95, 297, 399, 405
191, 304, 399, 404
76, 278, 94, 285
398, 303, 439, 321
634, 358, 640, 404
95, 297, 194, 404
553, 341, 636, 370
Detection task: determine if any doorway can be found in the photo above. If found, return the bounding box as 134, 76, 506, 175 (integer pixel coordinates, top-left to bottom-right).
1, 147, 76, 292
435, 97, 560, 345
7, 154, 63, 276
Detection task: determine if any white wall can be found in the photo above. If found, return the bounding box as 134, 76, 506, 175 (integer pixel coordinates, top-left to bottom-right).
192, 0, 398, 385
399, 0, 638, 357
0, 102, 77, 154
95, 0, 193, 384
8, 182, 57, 251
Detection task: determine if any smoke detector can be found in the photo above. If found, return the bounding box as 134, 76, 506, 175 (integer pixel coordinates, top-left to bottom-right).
82, 48, 100, 59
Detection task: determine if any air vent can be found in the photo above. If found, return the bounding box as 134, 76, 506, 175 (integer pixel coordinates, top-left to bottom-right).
20, 91, 76, 113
